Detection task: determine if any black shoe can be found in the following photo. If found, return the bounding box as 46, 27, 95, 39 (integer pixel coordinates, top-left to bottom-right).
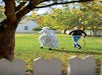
74, 45, 76, 48
40, 47, 43, 49
78, 47, 81, 49
48, 48, 52, 50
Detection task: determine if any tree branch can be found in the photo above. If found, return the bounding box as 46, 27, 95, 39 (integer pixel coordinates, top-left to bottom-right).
15, 2, 27, 13
35, 0, 93, 8
16, 0, 93, 20
16, 0, 41, 19
3, 0, 16, 24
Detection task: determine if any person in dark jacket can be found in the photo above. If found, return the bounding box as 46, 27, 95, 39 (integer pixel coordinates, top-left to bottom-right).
69, 26, 87, 49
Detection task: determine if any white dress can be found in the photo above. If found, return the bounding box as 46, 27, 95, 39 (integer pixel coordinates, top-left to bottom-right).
38, 29, 59, 48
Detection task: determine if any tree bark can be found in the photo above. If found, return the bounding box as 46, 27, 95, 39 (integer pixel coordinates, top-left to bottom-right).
0, 21, 17, 61
63, 28, 67, 34
0, 0, 18, 61
82, 25, 85, 31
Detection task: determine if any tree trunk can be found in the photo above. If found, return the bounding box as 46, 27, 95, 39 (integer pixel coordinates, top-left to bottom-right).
82, 25, 85, 31
91, 26, 99, 37
0, 22, 16, 61
63, 29, 67, 34
0, 0, 40, 61
92, 29, 98, 36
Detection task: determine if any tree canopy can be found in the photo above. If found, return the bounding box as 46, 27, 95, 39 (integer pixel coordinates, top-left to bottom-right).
32, 1, 102, 35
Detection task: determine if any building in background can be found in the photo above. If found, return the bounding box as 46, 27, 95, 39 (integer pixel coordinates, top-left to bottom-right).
16, 19, 39, 33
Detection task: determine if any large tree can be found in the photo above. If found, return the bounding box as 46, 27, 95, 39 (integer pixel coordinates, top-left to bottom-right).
0, 0, 92, 61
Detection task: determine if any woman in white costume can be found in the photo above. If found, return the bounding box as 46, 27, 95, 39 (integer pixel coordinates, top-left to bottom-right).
38, 26, 59, 50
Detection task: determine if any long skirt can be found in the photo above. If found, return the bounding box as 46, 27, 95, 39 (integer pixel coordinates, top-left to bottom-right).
38, 34, 59, 48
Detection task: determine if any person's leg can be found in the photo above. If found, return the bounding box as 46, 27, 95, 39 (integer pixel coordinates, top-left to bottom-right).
38, 35, 45, 48
72, 36, 81, 49
72, 36, 77, 47
75, 36, 81, 49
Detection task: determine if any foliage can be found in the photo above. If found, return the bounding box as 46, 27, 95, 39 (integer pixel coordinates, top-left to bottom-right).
32, 27, 42, 31
0, 6, 5, 19
80, 1, 102, 35
34, 1, 102, 35
0, 12, 5, 19
27, 11, 38, 20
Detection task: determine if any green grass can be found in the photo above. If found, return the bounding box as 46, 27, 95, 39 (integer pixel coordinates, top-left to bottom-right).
15, 34, 102, 73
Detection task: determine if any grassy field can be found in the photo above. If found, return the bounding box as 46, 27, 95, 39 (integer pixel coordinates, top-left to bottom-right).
15, 34, 102, 73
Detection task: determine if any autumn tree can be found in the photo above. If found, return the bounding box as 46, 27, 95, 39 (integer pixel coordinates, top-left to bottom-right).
37, 8, 85, 33
80, 1, 102, 36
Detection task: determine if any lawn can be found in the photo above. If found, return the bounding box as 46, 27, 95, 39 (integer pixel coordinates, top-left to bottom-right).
15, 33, 102, 74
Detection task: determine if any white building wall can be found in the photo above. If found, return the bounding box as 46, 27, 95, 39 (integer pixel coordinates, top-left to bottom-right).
16, 20, 39, 33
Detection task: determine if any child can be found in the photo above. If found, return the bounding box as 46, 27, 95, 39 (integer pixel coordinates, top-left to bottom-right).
69, 26, 87, 49
38, 26, 59, 50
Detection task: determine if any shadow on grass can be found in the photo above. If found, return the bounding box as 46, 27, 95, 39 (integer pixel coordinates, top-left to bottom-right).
52, 48, 102, 55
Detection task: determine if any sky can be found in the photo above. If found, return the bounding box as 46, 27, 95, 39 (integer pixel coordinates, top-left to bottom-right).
0, 0, 2, 2
35, 5, 64, 15
30, 4, 77, 15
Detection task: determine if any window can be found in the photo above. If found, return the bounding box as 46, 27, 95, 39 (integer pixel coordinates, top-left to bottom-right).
24, 26, 28, 30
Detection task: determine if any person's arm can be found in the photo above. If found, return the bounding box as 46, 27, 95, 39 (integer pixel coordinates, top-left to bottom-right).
50, 30, 55, 34
38, 30, 43, 34
32, 30, 43, 36
69, 30, 73, 35
82, 31, 87, 37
